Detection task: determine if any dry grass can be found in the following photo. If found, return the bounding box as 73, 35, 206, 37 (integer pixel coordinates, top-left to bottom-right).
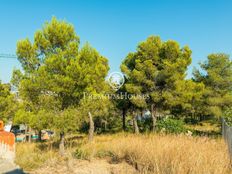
15, 134, 232, 174
15, 142, 58, 171
185, 121, 221, 136
77, 134, 232, 174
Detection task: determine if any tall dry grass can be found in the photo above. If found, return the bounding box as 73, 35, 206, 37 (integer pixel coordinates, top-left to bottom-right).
15, 134, 232, 174
77, 134, 232, 174
15, 142, 58, 171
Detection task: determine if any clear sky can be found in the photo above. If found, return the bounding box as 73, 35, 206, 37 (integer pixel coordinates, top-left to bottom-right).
0, 0, 231, 83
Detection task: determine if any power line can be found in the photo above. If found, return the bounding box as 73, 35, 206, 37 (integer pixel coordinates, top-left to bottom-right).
0, 54, 17, 59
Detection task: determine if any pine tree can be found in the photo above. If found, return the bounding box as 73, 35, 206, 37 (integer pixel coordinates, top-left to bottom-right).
121, 36, 192, 131
0, 81, 16, 122
193, 53, 232, 117
14, 17, 109, 153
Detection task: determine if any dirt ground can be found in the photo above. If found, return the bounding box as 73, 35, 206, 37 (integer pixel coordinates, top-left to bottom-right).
0, 158, 24, 174
30, 159, 138, 174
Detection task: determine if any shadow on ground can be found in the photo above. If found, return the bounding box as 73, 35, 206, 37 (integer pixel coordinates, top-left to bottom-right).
4, 169, 25, 174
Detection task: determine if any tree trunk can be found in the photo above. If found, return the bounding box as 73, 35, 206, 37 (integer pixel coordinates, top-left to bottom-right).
88, 112, 94, 142
122, 108, 126, 131
28, 126, 31, 143
101, 119, 107, 132
151, 104, 157, 132
38, 130, 42, 142
133, 111, 139, 134
59, 132, 65, 156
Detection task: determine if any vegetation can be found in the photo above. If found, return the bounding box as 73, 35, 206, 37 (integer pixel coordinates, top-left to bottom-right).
16, 134, 231, 174
0, 17, 231, 173
12, 17, 110, 153
224, 107, 232, 125
121, 36, 198, 132
156, 118, 186, 134
0, 81, 16, 122
193, 53, 232, 117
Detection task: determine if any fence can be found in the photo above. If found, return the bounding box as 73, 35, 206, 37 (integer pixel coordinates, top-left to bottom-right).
0, 121, 15, 161
222, 118, 232, 158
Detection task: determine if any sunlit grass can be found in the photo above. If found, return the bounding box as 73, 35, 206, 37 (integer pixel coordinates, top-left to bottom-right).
16, 133, 231, 174
77, 133, 231, 174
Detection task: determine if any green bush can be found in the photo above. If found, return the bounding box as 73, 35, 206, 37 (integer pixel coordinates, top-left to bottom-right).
74, 147, 118, 161
74, 148, 91, 160
157, 118, 186, 134
224, 107, 232, 126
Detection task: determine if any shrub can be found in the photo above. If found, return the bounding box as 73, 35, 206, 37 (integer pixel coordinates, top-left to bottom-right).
157, 118, 186, 134
224, 107, 232, 125
74, 148, 91, 160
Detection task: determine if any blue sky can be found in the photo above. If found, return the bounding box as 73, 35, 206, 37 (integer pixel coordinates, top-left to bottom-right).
0, 0, 231, 83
